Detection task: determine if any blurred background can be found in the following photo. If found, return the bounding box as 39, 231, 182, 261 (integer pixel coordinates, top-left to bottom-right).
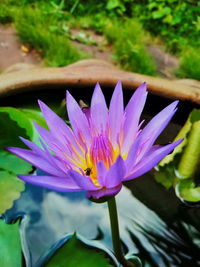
0, 0, 200, 80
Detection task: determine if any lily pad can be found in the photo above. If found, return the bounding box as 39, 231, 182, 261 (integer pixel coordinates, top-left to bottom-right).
0, 108, 37, 214
0, 171, 25, 214
0, 107, 34, 140
0, 219, 21, 267
43, 234, 114, 267
21, 108, 48, 129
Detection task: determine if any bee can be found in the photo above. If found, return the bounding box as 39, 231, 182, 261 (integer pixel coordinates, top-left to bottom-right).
85, 168, 92, 176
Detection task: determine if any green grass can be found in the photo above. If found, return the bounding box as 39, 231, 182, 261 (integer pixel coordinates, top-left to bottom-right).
14, 6, 85, 67
0, 2, 14, 24
104, 19, 157, 76
175, 48, 200, 80
0, 0, 200, 80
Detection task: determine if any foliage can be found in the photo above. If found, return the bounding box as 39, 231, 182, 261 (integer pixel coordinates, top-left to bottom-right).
0, 219, 21, 267
131, 0, 200, 52
14, 6, 85, 67
0, 107, 47, 215
155, 109, 200, 202
38, 234, 114, 267
0, 5, 13, 24
0, 0, 200, 78
176, 48, 200, 80
104, 19, 156, 75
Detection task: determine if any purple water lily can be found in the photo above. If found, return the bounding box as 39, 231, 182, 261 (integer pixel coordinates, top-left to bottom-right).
7, 82, 181, 199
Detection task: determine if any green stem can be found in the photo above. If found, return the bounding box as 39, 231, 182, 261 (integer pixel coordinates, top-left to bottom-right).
107, 197, 136, 267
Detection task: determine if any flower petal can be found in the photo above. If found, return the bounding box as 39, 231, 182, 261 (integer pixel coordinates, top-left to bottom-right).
6, 147, 64, 177
90, 83, 108, 134
20, 136, 69, 174
38, 100, 77, 147
123, 139, 182, 181
66, 91, 90, 143
136, 100, 178, 161
34, 122, 83, 164
122, 83, 148, 153
87, 184, 122, 199
96, 161, 108, 186
18, 175, 81, 192
109, 81, 124, 145
105, 156, 125, 188
68, 170, 99, 191
125, 138, 141, 175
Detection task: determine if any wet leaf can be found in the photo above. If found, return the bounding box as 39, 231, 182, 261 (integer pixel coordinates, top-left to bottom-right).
0, 219, 21, 267
45, 234, 114, 267
0, 171, 25, 214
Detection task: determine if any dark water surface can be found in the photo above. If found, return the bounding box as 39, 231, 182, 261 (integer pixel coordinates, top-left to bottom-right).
4, 173, 200, 267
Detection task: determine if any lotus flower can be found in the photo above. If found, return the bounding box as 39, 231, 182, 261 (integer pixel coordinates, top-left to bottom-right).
7, 82, 181, 199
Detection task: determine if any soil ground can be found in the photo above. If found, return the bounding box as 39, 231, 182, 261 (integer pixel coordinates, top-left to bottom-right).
0, 25, 179, 78
0, 25, 41, 72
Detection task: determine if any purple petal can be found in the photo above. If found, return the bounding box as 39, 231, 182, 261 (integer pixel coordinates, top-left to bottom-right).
18, 175, 81, 192
122, 83, 148, 153
66, 91, 91, 144
82, 107, 91, 121
7, 147, 65, 177
136, 101, 178, 161
96, 161, 107, 186
125, 138, 141, 175
34, 122, 83, 163
123, 139, 182, 181
38, 100, 77, 148
20, 137, 68, 174
105, 156, 125, 188
90, 83, 108, 133
87, 184, 122, 199
68, 170, 99, 191
109, 81, 124, 145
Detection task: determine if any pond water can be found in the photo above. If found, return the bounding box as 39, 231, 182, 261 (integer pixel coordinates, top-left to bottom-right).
4, 172, 200, 267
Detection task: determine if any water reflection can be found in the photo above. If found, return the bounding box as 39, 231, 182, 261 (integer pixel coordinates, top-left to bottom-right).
4, 177, 200, 267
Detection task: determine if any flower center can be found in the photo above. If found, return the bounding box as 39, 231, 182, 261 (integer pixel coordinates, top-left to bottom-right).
90, 134, 114, 169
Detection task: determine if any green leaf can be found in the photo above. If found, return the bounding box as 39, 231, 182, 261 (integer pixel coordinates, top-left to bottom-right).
0, 110, 33, 175
178, 121, 200, 179
152, 7, 171, 19
159, 109, 200, 167
0, 219, 21, 267
0, 108, 36, 214
46, 235, 113, 267
154, 165, 176, 189
176, 179, 200, 202
0, 151, 31, 174
0, 107, 33, 139
0, 112, 30, 150
21, 108, 48, 129
0, 171, 25, 214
